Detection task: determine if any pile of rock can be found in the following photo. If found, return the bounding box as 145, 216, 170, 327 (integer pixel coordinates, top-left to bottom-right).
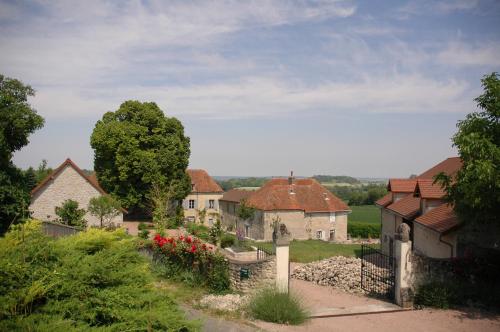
199, 294, 249, 312
291, 256, 365, 293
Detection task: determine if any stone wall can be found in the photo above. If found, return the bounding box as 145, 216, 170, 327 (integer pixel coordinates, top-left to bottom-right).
227, 256, 276, 293
183, 192, 223, 224
30, 165, 123, 227
409, 252, 454, 290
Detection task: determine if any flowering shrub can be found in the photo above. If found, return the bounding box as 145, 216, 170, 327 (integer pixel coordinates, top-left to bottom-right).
152, 234, 230, 292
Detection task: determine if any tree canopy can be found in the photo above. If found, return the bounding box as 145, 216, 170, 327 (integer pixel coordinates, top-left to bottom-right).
436, 72, 500, 226
90, 101, 191, 214
0, 74, 44, 234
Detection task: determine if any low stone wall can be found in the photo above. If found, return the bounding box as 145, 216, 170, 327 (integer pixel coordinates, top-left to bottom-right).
409, 252, 454, 290
227, 256, 276, 293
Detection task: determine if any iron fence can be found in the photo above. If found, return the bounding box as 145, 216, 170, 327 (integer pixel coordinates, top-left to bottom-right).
361, 244, 395, 300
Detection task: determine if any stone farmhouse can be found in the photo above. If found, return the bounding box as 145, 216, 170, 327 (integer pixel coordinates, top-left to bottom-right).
220, 174, 351, 241
182, 169, 224, 225
30, 158, 124, 227
376, 157, 462, 259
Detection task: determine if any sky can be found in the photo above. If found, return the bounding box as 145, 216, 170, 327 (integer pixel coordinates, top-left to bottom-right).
2, 0, 499, 178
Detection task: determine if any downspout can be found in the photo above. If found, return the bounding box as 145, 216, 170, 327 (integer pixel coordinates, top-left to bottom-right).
439, 233, 454, 258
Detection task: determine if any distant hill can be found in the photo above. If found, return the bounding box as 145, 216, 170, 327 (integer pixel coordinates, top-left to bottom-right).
215, 177, 269, 191
312, 175, 360, 184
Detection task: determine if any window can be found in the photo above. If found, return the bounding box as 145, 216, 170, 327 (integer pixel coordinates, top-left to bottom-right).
316, 230, 323, 240
330, 213, 336, 223
245, 225, 250, 237
329, 229, 335, 241
208, 218, 214, 226
187, 216, 195, 223
209, 199, 215, 209
189, 200, 195, 209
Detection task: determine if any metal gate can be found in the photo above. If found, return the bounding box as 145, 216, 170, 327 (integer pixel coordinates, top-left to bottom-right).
361, 244, 395, 300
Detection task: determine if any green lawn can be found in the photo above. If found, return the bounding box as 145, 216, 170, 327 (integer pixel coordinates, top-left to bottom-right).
255, 240, 362, 263
349, 205, 380, 224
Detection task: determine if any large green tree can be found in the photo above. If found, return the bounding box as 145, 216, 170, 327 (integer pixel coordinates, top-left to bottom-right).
436, 72, 500, 226
0, 74, 44, 234
90, 101, 191, 214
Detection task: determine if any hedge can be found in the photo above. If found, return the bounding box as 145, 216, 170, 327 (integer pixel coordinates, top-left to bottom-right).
347, 222, 380, 238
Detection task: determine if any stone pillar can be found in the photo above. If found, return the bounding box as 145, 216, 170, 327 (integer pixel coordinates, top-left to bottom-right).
274, 222, 291, 293
395, 239, 413, 307
275, 241, 290, 292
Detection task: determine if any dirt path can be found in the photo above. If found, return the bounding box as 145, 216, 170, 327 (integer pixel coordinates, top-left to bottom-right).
252, 274, 500, 332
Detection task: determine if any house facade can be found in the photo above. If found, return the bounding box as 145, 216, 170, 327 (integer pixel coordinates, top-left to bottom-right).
220, 174, 350, 241
182, 169, 224, 225
30, 158, 124, 227
376, 157, 462, 259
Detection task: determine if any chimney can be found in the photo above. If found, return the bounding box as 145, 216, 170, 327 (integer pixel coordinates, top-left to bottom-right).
288, 170, 294, 185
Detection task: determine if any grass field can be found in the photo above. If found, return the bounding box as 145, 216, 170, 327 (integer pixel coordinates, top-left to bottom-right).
349, 205, 380, 224
256, 240, 362, 263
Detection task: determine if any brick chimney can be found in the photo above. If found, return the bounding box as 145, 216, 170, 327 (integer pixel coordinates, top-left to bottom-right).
288, 170, 294, 185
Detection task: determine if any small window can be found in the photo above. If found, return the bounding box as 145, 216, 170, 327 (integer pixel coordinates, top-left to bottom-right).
208, 218, 214, 226
329, 229, 335, 241
187, 216, 195, 223
189, 200, 195, 209
209, 199, 215, 209
245, 225, 250, 237
316, 230, 323, 240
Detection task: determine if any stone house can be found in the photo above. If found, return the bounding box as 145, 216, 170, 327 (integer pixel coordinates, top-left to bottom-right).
182, 169, 224, 225
220, 174, 350, 241
376, 157, 462, 259
30, 158, 124, 227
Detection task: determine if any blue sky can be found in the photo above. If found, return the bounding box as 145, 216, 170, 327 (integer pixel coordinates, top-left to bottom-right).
2, 0, 499, 177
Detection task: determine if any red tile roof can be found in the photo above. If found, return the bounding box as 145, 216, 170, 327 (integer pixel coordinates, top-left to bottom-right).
418, 157, 462, 179
220, 189, 253, 203
32, 158, 107, 196
245, 178, 350, 213
375, 193, 392, 207
415, 179, 446, 199
386, 195, 421, 219
415, 204, 459, 234
187, 169, 223, 193
387, 179, 417, 193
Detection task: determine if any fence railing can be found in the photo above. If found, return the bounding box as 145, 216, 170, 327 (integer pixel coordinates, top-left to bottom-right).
256, 245, 275, 260
42, 221, 81, 238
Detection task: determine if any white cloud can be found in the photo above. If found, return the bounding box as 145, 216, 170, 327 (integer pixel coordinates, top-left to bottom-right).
30, 74, 474, 120
437, 42, 500, 67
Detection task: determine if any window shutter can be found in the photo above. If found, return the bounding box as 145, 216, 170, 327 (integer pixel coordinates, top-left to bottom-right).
215, 200, 219, 210
205, 199, 209, 209
194, 200, 198, 209
182, 200, 188, 209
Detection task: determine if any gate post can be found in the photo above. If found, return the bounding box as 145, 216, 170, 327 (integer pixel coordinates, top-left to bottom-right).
274, 223, 291, 293
394, 239, 413, 307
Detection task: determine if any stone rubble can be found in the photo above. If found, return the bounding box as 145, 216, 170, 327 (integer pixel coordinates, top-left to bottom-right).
199, 294, 249, 312
291, 256, 367, 294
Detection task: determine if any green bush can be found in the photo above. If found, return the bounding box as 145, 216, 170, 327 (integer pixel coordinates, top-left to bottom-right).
138, 228, 150, 239
415, 281, 458, 309
0, 220, 197, 331
152, 234, 231, 293
186, 222, 210, 241
138, 222, 147, 231
247, 287, 308, 325
348, 222, 380, 238
220, 234, 235, 248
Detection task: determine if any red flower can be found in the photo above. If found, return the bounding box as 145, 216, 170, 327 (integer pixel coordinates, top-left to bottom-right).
190, 245, 197, 253
179, 235, 184, 241
201, 243, 207, 251
185, 236, 193, 244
